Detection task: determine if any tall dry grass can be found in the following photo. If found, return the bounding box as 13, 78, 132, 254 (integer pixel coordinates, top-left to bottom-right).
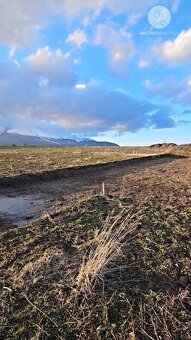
75, 212, 137, 296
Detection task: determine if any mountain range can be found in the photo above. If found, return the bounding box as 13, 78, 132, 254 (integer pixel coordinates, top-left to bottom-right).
0, 132, 118, 147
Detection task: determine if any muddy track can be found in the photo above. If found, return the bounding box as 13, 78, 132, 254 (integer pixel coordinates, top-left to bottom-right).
0, 153, 185, 188
0, 154, 186, 228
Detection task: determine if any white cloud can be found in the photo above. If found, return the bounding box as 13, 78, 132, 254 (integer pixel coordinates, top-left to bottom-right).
27, 46, 53, 66
154, 29, 191, 65
26, 46, 70, 66
39, 77, 49, 87
26, 46, 77, 86
81, 8, 101, 27
143, 79, 152, 88
13, 59, 21, 68
73, 58, 81, 65
66, 29, 88, 48
0, 0, 52, 46
171, 0, 180, 12
3, 0, 184, 50
94, 23, 135, 77
144, 76, 191, 105
55, 0, 158, 18
75, 84, 86, 89
0, 0, 159, 47
0, 60, 176, 136
9, 47, 16, 59
138, 60, 150, 69
127, 13, 142, 26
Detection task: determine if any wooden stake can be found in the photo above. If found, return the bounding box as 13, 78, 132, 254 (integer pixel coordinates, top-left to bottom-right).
102, 182, 105, 195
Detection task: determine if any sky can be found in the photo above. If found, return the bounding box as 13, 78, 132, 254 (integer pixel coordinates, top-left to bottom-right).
0, 0, 191, 145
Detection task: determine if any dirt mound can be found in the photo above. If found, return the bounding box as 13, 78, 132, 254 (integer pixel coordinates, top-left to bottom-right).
150, 142, 177, 148
0, 154, 183, 188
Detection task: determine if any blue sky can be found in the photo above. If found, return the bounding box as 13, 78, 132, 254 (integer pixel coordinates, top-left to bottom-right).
0, 0, 191, 145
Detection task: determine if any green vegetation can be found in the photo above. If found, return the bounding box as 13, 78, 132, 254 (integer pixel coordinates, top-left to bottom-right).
1, 154, 191, 339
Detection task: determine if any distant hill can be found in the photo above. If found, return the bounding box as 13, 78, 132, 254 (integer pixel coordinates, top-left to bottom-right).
0, 132, 118, 147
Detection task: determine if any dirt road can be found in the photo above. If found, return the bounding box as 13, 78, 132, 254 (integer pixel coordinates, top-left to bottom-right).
0, 154, 188, 228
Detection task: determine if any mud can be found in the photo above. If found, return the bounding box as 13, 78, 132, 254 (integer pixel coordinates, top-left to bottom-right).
0, 195, 45, 227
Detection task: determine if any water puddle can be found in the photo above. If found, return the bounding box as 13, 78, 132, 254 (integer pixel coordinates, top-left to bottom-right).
0, 195, 45, 227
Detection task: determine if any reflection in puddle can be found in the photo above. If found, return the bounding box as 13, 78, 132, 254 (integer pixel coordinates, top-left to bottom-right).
0, 195, 45, 227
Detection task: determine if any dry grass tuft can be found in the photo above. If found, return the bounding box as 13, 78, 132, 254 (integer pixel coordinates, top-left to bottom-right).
75, 212, 137, 296
13, 249, 65, 288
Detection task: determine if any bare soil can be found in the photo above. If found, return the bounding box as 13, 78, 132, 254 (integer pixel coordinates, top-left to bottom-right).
0, 154, 187, 229
0, 153, 191, 339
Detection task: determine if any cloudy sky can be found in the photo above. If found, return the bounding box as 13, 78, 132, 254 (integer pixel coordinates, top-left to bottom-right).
0, 0, 191, 145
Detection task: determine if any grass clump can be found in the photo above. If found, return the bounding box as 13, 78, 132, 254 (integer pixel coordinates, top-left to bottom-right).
75, 212, 136, 296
